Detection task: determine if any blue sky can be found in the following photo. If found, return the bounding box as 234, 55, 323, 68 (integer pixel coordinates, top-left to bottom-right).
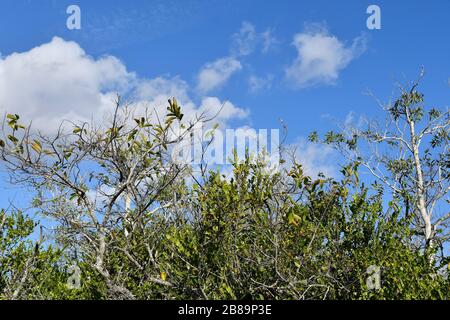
0, 0, 449, 209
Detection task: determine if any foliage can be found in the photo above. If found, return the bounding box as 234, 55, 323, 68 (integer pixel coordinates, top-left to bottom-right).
0, 82, 448, 300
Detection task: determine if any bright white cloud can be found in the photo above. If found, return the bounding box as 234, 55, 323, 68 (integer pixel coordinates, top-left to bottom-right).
0, 37, 248, 134
134, 77, 248, 126
133, 76, 192, 115
197, 97, 248, 123
285, 25, 366, 88
0, 37, 135, 132
196, 57, 242, 94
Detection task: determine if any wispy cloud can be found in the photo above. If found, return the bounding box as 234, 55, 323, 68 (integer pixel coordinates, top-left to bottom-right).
261, 29, 279, 53
195, 21, 279, 95
248, 74, 273, 93
231, 22, 278, 56
231, 21, 258, 57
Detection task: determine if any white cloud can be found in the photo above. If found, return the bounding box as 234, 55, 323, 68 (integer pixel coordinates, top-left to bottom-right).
197, 97, 248, 123
134, 77, 248, 126
196, 57, 242, 94
135, 76, 190, 103
343, 111, 366, 130
287, 137, 337, 178
261, 29, 278, 53
87, 185, 117, 206
231, 21, 258, 56
133, 76, 192, 115
285, 25, 366, 88
232, 22, 278, 56
0, 37, 135, 132
0, 37, 248, 134
195, 22, 279, 95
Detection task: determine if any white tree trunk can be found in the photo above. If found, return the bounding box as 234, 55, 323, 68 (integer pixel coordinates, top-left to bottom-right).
408, 116, 433, 248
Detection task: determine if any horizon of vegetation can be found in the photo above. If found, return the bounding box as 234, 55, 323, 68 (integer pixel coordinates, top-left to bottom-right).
0, 73, 449, 300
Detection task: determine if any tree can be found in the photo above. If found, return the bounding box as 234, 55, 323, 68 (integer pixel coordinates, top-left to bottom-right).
0, 81, 448, 300
310, 71, 449, 262
0, 209, 69, 299
0, 96, 200, 299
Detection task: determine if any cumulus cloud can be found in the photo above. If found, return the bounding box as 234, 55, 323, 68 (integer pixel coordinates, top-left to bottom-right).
197, 97, 248, 123
133, 76, 192, 115
0, 37, 135, 132
134, 77, 248, 125
0, 37, 248, 134
196, 57, 242, 94
285, 25, 366, 88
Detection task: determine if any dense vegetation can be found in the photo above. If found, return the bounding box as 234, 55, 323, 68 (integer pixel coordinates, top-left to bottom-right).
0, 78, 448, 299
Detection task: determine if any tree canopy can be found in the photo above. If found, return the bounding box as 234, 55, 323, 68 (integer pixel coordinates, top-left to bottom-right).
0, 79, 449, 300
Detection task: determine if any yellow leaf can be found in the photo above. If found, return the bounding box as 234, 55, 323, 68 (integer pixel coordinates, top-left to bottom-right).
288, 211, 301, 226
160, 271, 167, 281
31, 140, 42, 153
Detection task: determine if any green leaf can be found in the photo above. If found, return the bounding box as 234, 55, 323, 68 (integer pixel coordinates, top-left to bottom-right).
287, 211, 301, 226
7, 135, 18, 144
